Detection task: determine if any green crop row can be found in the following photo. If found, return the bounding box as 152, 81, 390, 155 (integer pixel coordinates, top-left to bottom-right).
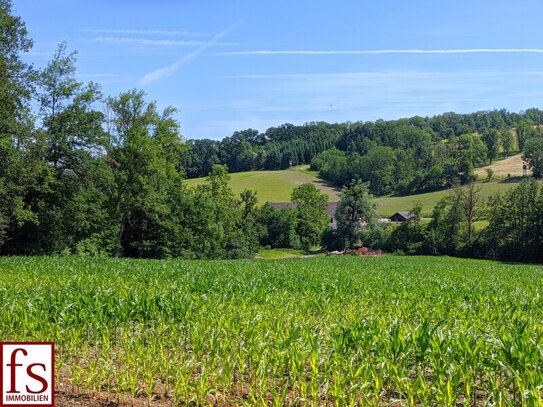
0, 256, 542, 405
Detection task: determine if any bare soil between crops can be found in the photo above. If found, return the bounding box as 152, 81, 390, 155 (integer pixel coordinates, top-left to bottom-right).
56, 390, 184, 407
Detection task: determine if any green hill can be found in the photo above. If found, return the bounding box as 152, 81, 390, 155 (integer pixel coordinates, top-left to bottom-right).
376, 182, 520, 217
183, 166, 340, 203
184, 167, 530, 217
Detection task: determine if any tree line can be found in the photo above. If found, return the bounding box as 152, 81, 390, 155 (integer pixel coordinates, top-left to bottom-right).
258, 179, 543, 263
183, 110, 543, 196
1, 1, 542, 261
0, 2, 344, 258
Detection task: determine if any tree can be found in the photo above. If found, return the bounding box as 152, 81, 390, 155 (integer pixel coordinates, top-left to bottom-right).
310, 148, 348, 186
484, 168, 494, 182
189, 165, 260, 258
459, 182, 485, 243
0, 0, 37, 251
22, 43, 118, 255
481, 129, 500, 163
181, 139, 220, 178
500, 129, 515, 156
0, 0, 33, 139
426, 183, 485, 255
332, 180, 379, 249
107, 89, 186, 257
523, 130, 543, 179
384, 204, 427, 254
427, 187, 465, 255
257, 203, 299, 248
291, 183, 329, 250
515, 120, 533, 151
484, 180, 542, 261
351, 146, 396, 195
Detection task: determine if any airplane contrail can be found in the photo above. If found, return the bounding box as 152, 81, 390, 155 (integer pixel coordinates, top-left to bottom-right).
218, 48, 543, 56
140, 20, 243, 86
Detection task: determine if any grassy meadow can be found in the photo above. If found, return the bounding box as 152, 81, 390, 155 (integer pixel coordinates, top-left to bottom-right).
2, 256, 543, 405
376, 181, 520, 217
183, 166, 340, 203
184, 165, 529, 217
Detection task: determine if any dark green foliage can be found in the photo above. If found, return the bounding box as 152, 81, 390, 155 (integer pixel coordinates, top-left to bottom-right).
483, 180, 543, 262
326, 180, 381, 250
182, 109, 543, 197
310, 148, 348, 186
500, 129, 515, 156
181, 139, 221, 178
257, 203, 300, 249
291, 183, 329, 250
0, 4, 542, 262
523, 130, 543, 179
182, 165, 260, 259
384, 205, 427, 254
0, 19, 260, 258
422, 183, 485, 256
482, 129, 500, 163
0, 0, 36, 249
383, 181, 542, 263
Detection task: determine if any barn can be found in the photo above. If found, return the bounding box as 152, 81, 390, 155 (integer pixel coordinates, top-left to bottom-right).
389, 211, 416, 222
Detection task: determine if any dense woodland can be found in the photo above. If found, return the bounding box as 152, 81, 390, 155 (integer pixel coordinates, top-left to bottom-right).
1, 1, 542, 261
184, 111, 543, 195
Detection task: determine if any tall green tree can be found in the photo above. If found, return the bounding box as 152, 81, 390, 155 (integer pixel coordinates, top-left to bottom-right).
188, 165, 260, 258
332, 180, 380, 249
481, 129, 500, 163
500, 129, 515, 156
427, 187, 465, 255
22, 43, 117, 255
484, 180, 542, 261
257, 203, 299, 249
291, 183, 329, 250
107, 89, 186, 257
523, 130, 543, 179
0, 0, 47, 253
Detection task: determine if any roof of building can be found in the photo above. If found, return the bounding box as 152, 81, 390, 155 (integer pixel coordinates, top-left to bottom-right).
390, 211, 416, 221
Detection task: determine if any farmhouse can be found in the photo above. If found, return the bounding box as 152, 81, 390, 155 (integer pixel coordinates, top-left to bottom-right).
270, 202, 338, 229
389, 211, 416, 223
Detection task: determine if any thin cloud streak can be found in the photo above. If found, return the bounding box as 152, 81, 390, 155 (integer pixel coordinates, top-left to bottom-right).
225, 70, 543, 80
83, 28, 208, 37
92, 37, 237, 47
140, 20, 243, 86
219, 48, 543, 56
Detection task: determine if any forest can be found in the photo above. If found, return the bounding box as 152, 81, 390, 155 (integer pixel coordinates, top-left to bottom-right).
1, 0, 542, 262
183, 110, 543, 195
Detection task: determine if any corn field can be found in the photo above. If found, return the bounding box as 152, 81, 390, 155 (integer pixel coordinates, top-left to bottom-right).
1, 256, 542, 405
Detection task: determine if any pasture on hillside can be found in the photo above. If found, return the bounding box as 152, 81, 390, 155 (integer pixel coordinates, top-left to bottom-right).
2, 256, 543, 405
376, 181, 524, 217
184, 167, 529, 217
184, 166, 340, 203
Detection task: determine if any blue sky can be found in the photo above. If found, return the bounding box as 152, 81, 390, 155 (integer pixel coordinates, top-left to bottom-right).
14, 0, 543, 139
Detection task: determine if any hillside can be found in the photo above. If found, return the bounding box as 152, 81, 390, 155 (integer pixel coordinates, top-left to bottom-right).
184, 167, 530, 217
184, 166, 340, 203
377, 182, 520, 217
474, 153, 528, 178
